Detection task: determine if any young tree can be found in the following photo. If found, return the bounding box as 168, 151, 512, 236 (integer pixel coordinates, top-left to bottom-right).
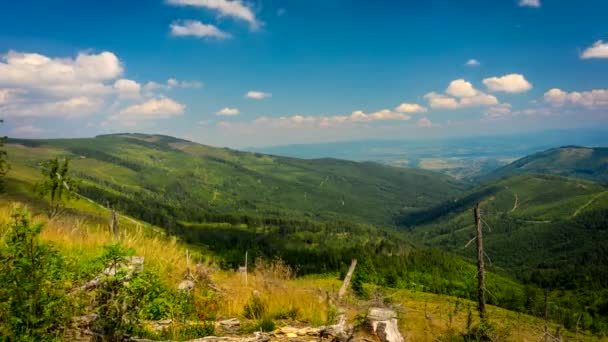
0, 119, 9, 192
35, 158, 78, 218
0, 209, 70, 340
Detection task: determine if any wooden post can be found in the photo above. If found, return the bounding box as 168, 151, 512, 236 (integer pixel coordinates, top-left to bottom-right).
338, 259, 357, 300
109, 204, 118, 239
545, 290, 549, 342
473, 203, 486, 320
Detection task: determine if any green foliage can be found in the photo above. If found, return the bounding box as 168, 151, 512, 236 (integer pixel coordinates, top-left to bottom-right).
92, 243, 203, 340
0, 119, 8, 192
351, 270, 368, 299
34, 157, 78, 218
256, 317, 275, 332
0, 209, 70, 341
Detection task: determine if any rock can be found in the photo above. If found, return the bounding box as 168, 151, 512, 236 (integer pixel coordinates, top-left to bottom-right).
80, 256, 145, 291
218, 318, 241, 333
364, 308, 404, 342
179, 279, 196, 291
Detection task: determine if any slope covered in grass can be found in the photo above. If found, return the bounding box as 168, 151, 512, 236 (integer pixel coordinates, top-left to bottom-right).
7, 134, 464, 227
482, 146, 608, 183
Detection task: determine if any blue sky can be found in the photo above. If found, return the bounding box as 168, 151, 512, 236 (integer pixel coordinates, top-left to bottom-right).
0, 0, 607, 147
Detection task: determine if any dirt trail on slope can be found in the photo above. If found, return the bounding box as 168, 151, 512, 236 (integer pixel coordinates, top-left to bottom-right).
505, 186, 518, 212
572, 191, 608, 218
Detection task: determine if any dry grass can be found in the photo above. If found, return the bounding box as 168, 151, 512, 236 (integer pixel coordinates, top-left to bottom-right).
211, 259, 333, 325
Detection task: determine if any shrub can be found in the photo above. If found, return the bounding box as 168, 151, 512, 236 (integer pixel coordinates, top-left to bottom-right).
0, 209, 71, 340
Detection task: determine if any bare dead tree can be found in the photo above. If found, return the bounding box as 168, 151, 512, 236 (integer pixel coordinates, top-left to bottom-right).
473, 203, 487, 320
338, 259, 357, 300
108, 203, 119, 239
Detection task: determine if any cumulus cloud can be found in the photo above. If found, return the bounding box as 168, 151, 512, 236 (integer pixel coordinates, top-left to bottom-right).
581, 40, 608, 59
544, 88, 608, 108
0, 50, 122, 87
167, 0, 259, 28
395, 103, 427, 113
10, 125, 44, 136
424, 79, 499, 109
110, 97, 185, 123
245, 90, 271, 99
518, 0, 541, 8
446, 79, 478, 97
483, 74, 532, 93
114, 79, 141, 98
170, 20, 231, 39
465, 59, 480, 66
0, 50, 126, 118
216, 107, 240, 116
417, 117, 433, 127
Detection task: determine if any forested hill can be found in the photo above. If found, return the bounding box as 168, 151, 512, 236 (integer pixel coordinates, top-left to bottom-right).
6, 133, 464, 227
481, 146, 608, 183
399, 174, 608, 331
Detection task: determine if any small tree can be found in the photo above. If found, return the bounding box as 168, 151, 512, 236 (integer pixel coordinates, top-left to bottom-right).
0, 209, 70, 340
0, 119, 9, 192
35, 157, 78, 218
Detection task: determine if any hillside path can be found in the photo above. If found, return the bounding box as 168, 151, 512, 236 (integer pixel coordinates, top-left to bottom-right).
505, 186, 518, 212
572, 191, 608, 218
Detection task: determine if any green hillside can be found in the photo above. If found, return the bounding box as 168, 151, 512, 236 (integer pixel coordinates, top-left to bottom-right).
7, 133, 463, 228
482, 146, 608, 183
399, 174, 608, 332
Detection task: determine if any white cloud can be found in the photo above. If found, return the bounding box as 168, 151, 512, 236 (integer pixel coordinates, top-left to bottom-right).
395, 103, 427, 113
110, 97, 185, 122
170, 20, 231, 39
417, 117, 433, 127
0, 50, 122, 87
216, 107, 240, 116
446, 79, 478, 97
483, 103, 513, 120
518, 0, 541, 8
544, 88, 608, 108
2, 96, 103, 118
144, 78, 202, 91
483, 74, 532, 93
0, 50, 128, 118
114, 79, 141, 98
253, 109, 411, 128
465, 59, 480, 66
424, 79, 499, 109
167, 0, 259, 28
10, 125, 44, 136
245, 90, 271, 99
581, 40, 608, 59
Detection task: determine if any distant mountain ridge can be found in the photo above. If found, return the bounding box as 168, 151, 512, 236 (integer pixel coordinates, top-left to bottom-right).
482, 146, 608, 183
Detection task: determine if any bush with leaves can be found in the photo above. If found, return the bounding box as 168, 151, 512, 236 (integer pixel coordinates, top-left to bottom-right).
93, 244, 199, 340
0, 209, 71, 341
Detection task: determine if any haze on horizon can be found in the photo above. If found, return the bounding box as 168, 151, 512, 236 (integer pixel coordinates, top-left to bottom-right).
0, 0, 607, 148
